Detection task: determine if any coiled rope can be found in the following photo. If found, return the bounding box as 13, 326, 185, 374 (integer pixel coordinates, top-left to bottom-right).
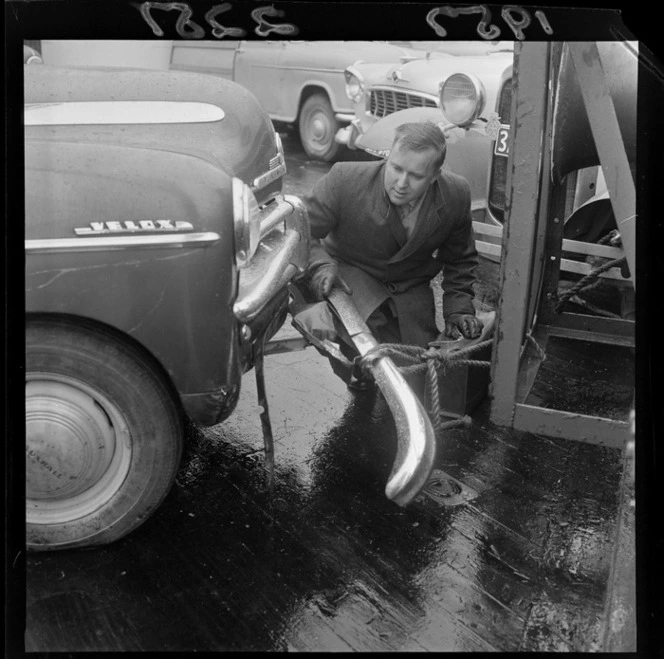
356, 330, 548, 434
357, 338, 494, 434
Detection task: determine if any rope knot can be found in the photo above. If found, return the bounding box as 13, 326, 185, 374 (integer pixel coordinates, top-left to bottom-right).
421, 347, 442, 362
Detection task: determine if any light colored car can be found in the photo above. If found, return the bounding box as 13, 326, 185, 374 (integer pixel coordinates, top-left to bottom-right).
337, 42, 514, 220
32, 39, 427, 162
170, 40, 429, 161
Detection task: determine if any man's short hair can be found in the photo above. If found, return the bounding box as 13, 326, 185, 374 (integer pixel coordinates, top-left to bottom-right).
392, 122, 447, 171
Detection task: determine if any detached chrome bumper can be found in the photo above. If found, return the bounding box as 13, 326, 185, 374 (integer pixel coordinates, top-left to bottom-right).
327, 289, 437, 506
233, 195, 310, 324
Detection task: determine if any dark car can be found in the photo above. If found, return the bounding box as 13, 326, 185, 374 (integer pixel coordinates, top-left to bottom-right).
24, 61, 310, 551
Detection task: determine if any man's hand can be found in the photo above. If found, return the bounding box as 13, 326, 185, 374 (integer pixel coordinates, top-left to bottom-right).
444, 313, 483, 339
309, 262, 352, 301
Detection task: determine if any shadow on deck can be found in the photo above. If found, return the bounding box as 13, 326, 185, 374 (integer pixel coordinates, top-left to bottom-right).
24, 326, 636, 652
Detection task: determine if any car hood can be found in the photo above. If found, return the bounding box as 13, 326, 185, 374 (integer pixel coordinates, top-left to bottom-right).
282, 40, 429, 64
24, 65, 281, 201
372, 52, 514, 95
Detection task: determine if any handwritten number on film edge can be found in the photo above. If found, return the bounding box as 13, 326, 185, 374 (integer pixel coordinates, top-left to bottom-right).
426, 5, 552, 40
206, 3, 247, 39
251, 6, 299, 37
134, 2, 298, 38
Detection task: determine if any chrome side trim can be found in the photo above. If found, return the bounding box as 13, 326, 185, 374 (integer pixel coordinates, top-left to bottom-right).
252, 161, 287, 191
25, 232, 222, 254
74, 220, 195, 236
25, 101, 225, 126
252, 133, 287, 192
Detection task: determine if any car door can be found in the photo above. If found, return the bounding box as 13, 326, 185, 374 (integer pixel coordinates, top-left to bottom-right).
170, 40, 239, 80
233, 41, 287, 118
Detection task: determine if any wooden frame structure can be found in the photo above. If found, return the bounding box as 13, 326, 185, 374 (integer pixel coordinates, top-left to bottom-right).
488, 42, 636, 448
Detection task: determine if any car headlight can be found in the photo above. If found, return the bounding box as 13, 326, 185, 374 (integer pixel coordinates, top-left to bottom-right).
439, 73, 486, 126
232, 177, 260, 269
344, 67, 365, 103
24, 46, 43, 65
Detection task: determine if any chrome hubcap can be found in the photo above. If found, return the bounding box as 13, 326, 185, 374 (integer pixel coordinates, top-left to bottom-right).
26, 374, 132, 524
310, 114, 330, 142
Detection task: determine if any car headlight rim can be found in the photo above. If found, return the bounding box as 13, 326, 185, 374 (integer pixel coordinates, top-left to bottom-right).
232, 178, 260, 270
344, 68, 365, 103
439, 73, 486, 126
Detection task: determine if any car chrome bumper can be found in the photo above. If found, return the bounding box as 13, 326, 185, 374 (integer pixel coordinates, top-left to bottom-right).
233, 195, 310, 324
334, 112, 355, 123
327, 289, 437, 506
335, 119, 363, 149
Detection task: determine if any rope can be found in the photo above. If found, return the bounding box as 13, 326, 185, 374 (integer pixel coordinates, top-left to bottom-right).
554, 255, 626, 313
358, 338, 494, 376
426, 360, 442, 433
438, 415, 473, 431
598, 229, 619, 246
358, 338, 495, 433
568, 295, 622, 319
525, 332, 547, 362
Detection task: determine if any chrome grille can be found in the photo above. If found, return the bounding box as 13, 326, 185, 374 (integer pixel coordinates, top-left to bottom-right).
368, 89, 437, 118
488, 77, 512, 224
497, 78, 512, 123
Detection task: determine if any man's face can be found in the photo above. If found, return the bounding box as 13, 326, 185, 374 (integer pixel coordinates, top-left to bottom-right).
384, 144, 440, 207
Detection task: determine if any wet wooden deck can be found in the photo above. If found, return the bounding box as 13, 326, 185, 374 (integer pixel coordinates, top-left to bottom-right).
22, 323, 636, 653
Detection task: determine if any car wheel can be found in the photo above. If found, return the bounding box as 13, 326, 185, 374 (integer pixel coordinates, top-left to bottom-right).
25, 317, 184, 551
298, 93, 342, 162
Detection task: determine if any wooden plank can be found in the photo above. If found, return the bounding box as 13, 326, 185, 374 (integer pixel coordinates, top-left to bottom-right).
472, 221, 503, 238
475, 239, 628, 281
473, 221, 626, 261
490, 42, 551, 427
542, 312, 634, 347
547, 324, 635, 348
558, 258, 627, 281
475, 240, 501, 259
520, 435, 626, 651
513, 404, 629, 447
560, 237, 625, 260
601, 454, 636, 651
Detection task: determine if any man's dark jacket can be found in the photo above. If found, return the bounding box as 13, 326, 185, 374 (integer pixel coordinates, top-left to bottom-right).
304, 159, 479, 347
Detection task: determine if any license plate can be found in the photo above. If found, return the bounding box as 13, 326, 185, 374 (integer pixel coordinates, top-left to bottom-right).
493, 124, 510, 157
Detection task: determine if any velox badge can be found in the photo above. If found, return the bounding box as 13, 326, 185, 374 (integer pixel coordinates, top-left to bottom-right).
75, 220, 194, 236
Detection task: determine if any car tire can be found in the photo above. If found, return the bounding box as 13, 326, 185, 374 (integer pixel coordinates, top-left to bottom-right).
298, 93, 342, 162
26, 317, 184, 551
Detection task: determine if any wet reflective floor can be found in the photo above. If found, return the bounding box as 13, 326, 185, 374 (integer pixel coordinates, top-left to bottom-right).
24, 332, 635, 652
21, 132, 637, 653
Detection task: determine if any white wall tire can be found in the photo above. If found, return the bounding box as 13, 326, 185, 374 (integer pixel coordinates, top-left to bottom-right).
26, 318, 184, 551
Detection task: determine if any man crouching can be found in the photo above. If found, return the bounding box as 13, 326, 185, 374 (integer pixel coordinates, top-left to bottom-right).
292, 121, 483, 389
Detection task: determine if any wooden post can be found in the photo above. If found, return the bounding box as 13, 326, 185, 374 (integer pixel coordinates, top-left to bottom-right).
489, 42, 551, 427
568, 42, 637, 290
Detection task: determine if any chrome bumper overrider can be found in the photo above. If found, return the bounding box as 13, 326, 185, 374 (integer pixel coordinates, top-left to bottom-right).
334, 119, 363, 149
233, 195, 310, 324
327, 289, 437, 506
